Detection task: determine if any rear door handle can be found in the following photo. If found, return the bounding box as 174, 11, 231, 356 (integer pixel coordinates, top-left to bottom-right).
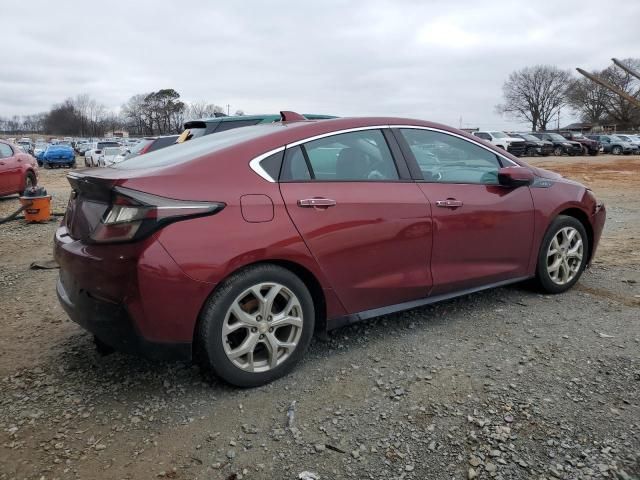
435, 199, 463, 208
297, 198, 337, 208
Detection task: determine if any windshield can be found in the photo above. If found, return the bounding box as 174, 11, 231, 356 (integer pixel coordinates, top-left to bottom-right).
549, 133, 567, 142
489, 132, 507, 138
519, 134, 539, 141
609, 135, 623, 142
116, 124, 281, 170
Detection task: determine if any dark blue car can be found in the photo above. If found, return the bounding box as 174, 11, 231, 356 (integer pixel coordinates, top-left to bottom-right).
41, 145, 76, 168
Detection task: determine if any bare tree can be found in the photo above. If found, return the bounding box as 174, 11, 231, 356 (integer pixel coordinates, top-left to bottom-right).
566, 76, 609, 124
496, 65, 572, 131
600, 58, 640, 127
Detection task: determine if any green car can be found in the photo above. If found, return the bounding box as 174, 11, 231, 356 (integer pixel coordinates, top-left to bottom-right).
179, 113, 337, 143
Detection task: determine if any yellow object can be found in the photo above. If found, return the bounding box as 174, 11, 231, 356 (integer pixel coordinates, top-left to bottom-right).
20, 195, 52, 223
176, 129, 191, 143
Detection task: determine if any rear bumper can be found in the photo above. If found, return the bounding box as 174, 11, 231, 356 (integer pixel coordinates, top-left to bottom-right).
54, 226, 215, 361
56, 274, 191, 361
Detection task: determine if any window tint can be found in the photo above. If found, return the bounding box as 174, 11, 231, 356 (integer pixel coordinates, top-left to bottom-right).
214, 119, 263, 133
259, 150, 284, 180
299, 129, 399, 181
149, 136, 178, 151
281, 146, 311, 181
400, 129, 501, 184
0, 143, 13, 158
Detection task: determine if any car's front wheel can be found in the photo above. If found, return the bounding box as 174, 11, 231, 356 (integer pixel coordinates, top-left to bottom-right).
197, 264, 315, 387
535, 215, 589, 294
553, 146, 563, 156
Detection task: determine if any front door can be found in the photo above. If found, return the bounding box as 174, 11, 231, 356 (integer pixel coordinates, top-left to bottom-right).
0, 143, 19, 194
396, 128, 534, 295
279, 128, 433, 314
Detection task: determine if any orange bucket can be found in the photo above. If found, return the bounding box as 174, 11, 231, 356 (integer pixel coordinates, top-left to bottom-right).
19, 195, 52, 223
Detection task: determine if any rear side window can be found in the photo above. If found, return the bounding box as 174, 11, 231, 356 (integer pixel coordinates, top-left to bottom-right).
473, 132, 491, 140
282, 130, 399, 182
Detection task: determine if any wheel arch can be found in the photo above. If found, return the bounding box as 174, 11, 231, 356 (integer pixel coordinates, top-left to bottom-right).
192, 259, 328, 347
556, 207, 594, 264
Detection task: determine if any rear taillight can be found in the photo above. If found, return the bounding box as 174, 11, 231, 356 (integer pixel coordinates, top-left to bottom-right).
90, 186, 224, 244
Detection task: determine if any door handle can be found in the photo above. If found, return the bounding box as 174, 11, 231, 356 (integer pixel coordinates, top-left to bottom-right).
297, 198, 337, 208
435, 199, 463, 208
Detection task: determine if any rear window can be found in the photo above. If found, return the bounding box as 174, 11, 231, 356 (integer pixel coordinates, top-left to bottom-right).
148, 136, 178, 151
114, 124, 281, 170
129, 139, 154, 155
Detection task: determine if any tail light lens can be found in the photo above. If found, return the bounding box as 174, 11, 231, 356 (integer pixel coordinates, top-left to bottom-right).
90, 186, 224, 244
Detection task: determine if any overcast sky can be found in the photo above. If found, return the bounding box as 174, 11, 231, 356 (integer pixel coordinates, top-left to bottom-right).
1, 0, 638, 130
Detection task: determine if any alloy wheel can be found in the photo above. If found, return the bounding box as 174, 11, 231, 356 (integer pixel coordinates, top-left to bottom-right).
546, 227, 584, 285
222, 282, 303, 373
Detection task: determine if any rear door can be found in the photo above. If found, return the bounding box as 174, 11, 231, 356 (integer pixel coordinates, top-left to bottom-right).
279, 128, 433, 314
396, 128, 534, 295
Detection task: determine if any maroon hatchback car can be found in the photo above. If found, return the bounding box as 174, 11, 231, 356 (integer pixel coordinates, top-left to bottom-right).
54, 113, 606, 386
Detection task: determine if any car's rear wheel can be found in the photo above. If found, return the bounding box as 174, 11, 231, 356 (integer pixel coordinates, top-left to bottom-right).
197, 264, 315, 387
553, 146, 563, 156
24, 171, 36, 191
535, 215, 588, 294
525, 146, 536, 157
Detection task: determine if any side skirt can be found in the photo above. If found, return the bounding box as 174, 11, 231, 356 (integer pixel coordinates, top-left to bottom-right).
327, 276, 532, 331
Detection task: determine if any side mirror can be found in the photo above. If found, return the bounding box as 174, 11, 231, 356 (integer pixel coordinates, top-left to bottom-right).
498, 167, 534, 188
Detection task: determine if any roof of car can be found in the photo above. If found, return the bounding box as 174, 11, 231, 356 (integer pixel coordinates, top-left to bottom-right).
184, 113, 337, 127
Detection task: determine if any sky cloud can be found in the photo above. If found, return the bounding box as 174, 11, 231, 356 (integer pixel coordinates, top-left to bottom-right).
1, 0, 638, 130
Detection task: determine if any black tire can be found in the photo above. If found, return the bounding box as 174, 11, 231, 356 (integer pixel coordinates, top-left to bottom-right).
197, 264, 315, 387
581, 146, 589, 156
44, 163, 51, 169
612, 145, 622, 155
535, 215, 589, 294
589, 149, 599, 156
24, 171, 36, 191
553, 146, 563, 156
525, 146, 536, 157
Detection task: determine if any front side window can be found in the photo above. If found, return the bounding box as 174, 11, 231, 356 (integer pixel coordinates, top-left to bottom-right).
282, 129, 399, 181
400, 129, 502, 184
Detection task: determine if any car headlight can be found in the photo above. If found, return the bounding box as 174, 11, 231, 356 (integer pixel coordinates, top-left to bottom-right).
563, 142, 572, 147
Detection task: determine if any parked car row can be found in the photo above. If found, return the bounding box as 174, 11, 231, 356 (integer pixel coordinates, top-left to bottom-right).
470, 130, 640, 157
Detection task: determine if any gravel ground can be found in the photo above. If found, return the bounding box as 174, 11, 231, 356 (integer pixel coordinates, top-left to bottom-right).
0, 157, 639, 480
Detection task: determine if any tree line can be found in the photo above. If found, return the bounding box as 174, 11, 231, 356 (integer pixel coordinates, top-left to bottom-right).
0, 89, 244, 137
497, 58, 640, 131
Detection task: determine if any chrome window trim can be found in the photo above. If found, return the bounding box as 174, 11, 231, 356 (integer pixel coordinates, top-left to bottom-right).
392, 125, 519, 167
248, 124, 517, 182
248, 146, 285, 182
285, 126, 385, 148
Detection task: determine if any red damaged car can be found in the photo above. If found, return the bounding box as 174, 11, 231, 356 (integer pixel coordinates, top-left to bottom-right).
54, 112, 606, 387
0, 139, 38, 196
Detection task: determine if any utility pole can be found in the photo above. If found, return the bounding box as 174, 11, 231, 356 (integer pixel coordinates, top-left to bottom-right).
557, 109, 560, 131
227, 104, 230, 116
